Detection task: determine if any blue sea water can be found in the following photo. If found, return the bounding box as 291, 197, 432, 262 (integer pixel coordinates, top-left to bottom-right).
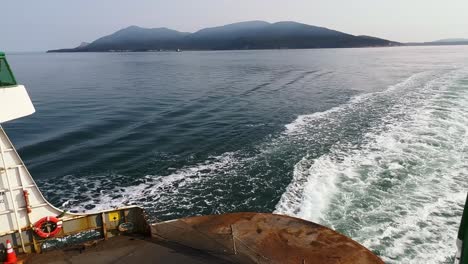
4, 46, 468, 263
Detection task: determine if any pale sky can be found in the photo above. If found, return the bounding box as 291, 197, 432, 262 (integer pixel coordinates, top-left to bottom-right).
3, 0, 468, 52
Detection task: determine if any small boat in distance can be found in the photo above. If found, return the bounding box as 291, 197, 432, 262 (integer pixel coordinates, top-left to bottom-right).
0, 51, 466, 264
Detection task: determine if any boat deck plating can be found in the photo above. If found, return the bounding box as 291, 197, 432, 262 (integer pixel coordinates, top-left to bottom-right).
23, 235, 230, 264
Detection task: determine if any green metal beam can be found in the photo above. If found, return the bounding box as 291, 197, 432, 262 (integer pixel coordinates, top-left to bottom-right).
0, 53, 18, 86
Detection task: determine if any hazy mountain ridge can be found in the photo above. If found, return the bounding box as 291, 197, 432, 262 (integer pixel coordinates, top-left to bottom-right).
48, 21, 400, 52
433, 38, 468, 43
406, 37, 468, 46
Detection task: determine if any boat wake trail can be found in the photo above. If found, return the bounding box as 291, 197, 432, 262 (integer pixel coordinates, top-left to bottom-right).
40, 152, 241, 219
37, 67, 468, 264
275, 68, 468, 263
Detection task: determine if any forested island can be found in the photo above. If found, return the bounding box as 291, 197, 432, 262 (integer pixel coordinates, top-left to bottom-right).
48, 21, 400, 52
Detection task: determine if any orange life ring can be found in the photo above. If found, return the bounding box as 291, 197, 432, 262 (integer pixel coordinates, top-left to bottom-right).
33, 216, 63, 238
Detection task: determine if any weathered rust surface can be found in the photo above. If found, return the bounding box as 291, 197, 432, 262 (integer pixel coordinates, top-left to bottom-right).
152, 212, 384, 264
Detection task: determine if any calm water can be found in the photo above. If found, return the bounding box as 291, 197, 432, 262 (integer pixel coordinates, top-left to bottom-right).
4, 47, 468, 263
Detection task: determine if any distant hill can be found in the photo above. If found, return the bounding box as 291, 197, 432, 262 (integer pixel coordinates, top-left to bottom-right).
406, 38, 468, 46
48, 21, 400, 52
433, 38, 468, 43
77, 42, 90, 48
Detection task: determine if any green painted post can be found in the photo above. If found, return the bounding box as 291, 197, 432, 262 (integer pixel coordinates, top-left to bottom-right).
0, 52, 18, 86
457, 193, 468, 264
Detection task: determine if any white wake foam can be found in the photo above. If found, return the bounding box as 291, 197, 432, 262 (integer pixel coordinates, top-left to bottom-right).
44, 152, 240, 218
275, 68, 468, 263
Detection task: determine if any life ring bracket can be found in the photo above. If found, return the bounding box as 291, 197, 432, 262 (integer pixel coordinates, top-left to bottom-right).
33, 216, 63, 238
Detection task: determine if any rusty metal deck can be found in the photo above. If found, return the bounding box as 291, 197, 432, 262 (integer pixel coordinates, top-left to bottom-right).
152, 212, 384, 264
22, 235, 232, 264
3, 210, 384, 263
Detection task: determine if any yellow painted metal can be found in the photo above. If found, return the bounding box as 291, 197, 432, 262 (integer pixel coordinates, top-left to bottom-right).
0, 206, 149, 260
108, 212, 120, 222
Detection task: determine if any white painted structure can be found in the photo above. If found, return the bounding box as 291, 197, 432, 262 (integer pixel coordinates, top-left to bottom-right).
0, 85, 71, 251
0, 85, 35, 123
